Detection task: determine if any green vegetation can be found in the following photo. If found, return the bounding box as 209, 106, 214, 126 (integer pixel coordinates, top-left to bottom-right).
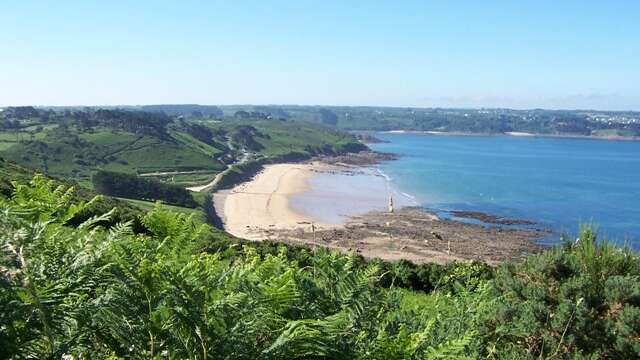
2, 105, 638, 358
141, 104, 224, 117
0, 157, 39, 196
116, 197, 206, 222
211, 119, 366, 158
93, 170, 198, 208
482, 226, 640, 357
0, 106, 366, 222
0, 120, 224, 188
0, 107, 365, 189
5, 105, 640, 137
1, 177, 638, 359
0, 157, 146, 229
216, 105, 640, 136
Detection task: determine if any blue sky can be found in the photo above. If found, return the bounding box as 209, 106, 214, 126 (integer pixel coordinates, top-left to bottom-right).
1, 1, 639, 110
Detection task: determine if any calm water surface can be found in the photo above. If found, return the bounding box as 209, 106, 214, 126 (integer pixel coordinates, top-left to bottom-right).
289, 167, 415, 225
369, 133, 640, 248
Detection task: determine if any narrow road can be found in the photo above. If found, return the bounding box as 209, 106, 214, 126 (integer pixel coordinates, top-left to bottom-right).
139, 170, 214, 177
185, 142, 252, 192
186, 171, 228, 192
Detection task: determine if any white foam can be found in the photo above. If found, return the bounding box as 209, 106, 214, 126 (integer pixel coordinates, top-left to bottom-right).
401, 192, 418, 202
374, 167, 392, 182
376, 167, 420, 206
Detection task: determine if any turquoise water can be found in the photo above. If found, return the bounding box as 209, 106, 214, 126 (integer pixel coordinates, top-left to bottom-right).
370, 133, 640, 248
289, 167, 415, 225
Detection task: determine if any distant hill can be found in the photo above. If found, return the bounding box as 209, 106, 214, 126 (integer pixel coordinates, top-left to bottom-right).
217, 105, 640, 137
141, 104, 224, 117
17, 104, 640, 137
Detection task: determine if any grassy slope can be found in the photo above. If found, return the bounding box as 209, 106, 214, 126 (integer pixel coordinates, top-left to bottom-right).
0, 125, 225, 187
0, 157, 39, 195
252, 120, 361, 157
0, 118, 362, 187
0, 115, 365, 222
210, 119, 364, 157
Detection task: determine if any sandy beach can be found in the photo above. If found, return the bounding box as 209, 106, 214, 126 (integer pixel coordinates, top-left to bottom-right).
219, 163, 337, 240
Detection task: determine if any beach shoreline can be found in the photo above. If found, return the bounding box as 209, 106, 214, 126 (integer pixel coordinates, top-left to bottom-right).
218, 162, 342, 240
214, 159, 548, 264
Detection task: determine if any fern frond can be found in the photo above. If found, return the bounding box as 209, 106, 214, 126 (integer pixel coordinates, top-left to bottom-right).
77, 208, 116, 229
107, 220, 134, 240
424, 331, 475, 359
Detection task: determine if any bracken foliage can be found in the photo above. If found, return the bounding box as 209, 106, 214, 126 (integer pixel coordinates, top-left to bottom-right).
480, 227, 640, 359
1, 177, 638, 359
0, 177, 479, 359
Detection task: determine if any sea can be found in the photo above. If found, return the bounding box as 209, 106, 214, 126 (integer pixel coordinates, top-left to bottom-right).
368, 132, 640, 249
288, 165, 417, 226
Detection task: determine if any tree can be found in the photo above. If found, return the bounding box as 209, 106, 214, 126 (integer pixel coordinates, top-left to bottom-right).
318, 108, 338, 126
92, 170, 198, 207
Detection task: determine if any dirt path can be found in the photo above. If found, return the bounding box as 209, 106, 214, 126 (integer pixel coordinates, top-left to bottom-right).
139, 170, 215, 177
185, 168, 228, 192
185, 145, 252, 192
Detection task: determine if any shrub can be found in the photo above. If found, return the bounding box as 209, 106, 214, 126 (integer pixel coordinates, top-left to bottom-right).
92, 170, 198, 208
0, 177, 480, 359
480, 227, 640, 358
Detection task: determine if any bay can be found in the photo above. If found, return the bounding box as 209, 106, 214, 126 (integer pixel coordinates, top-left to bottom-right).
369, 133, 640, 248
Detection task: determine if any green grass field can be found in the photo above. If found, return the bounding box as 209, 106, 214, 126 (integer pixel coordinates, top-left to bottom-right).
0, 126, 226, 187
0, 114, 364, 190
169, 130, 224, 157
213, 119, 362, 157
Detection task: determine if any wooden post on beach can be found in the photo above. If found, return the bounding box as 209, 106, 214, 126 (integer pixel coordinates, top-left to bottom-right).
311, 222, 317, 279
447, 240, 451, 255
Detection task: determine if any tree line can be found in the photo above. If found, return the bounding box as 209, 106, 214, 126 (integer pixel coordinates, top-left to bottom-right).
92, 170, 198, 207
